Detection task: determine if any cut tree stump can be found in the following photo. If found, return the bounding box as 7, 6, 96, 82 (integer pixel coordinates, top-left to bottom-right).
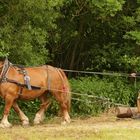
116, 107, 138, 118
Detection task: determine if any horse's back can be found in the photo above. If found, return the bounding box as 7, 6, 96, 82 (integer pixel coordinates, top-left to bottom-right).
9, 65, 48, 86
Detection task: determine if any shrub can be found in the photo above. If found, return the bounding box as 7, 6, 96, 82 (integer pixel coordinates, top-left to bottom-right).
70, 76, 138, 116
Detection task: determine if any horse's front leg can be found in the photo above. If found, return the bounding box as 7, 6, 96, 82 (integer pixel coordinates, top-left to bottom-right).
0, 95, 14, 128
13, 101, 29, 126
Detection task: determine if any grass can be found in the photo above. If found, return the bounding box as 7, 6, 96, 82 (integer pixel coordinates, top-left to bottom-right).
1, 116, 140, 140
99, 129, 140, 140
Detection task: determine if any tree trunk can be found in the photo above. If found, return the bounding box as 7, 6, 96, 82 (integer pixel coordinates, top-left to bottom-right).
69, 16, 85, 70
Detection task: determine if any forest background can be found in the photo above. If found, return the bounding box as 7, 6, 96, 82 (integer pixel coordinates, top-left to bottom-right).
1, 0, 140, 118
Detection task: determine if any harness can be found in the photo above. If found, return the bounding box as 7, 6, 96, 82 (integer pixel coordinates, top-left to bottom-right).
0, 58, 10, 83
0, 59, 41, 94
0, 59, 65, 95
18, 67, 32, 90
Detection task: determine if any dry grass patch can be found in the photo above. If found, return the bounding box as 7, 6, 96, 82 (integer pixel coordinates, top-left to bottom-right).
1, 115, 140, 140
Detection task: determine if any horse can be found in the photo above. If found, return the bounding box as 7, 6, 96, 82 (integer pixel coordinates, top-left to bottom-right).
0, 59, 71, 128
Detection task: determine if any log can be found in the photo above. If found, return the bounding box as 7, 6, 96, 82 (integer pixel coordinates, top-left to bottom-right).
116, 107, 138, 118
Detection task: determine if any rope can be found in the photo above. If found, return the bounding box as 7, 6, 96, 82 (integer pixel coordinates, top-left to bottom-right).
12, 62, 129, 77
63, 69, 129, 77
71, 97, 129, 107
38, 87, 128, 107
71, 92, 109, 101
40, 87, 109, 102
11, 61, 140, 78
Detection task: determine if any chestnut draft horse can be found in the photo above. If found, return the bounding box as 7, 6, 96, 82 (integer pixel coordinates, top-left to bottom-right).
0, 59, 71, 128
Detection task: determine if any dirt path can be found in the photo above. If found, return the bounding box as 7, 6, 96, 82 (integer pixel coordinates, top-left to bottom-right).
1, 115, 140, 140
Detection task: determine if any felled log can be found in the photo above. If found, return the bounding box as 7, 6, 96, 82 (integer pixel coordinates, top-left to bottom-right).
116, 107, 138, 118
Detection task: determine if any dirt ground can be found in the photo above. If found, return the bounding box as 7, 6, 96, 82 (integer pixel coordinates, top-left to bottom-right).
1, 114, 140, 140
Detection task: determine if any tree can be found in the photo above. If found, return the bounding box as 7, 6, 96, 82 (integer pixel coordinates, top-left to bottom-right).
0, 0, 64, 65
1, 0, 140, 73
49, 0, 128, 71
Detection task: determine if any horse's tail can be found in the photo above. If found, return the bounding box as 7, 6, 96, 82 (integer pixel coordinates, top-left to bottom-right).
58, 68, 71, 112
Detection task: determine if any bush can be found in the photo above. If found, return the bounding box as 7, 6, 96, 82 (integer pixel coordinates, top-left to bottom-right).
70, 76, 138, 116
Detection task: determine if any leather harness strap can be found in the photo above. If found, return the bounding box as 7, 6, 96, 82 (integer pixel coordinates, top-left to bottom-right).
0, 59, 41, 94
0, 58, 11, 83
6, 78, 41, 90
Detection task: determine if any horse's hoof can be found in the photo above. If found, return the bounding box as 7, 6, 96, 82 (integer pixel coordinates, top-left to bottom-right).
67, 119, 71, 124
61, 119, 71, 125
33, 114, 44, 125
33, 120, 40, 125
0, 123, 12, 128
61, 121, 67, 125
61, 121, 70, 125
22, 120, 29, 127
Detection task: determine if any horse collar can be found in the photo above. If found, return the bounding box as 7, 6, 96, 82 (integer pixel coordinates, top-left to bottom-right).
0, 59, 11, 83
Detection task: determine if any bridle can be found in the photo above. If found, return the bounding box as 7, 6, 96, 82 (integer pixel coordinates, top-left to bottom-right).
0, 59, 11, 83
0, 64, 4, 78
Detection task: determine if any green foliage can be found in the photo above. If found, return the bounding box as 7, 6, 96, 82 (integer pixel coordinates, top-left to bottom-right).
90, 0, 125, 17
120, 55, 140, 71
124, 31, 140, 45
0, 0, 65, 65
69, 76, 137, 116
50, 0, 140, 72
1, 0, 140, 71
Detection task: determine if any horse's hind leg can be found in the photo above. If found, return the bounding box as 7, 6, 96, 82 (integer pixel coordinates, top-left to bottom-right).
34, 94, 51, 125
52, 92, 71, 125
60, 101, 71, 125
12, 101, 29, 126
0, 95, 14, 128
